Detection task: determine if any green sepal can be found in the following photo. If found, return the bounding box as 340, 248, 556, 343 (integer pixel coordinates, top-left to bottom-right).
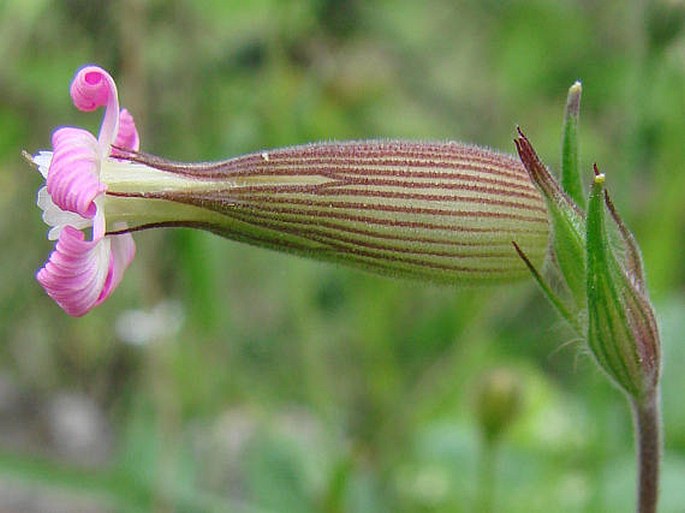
586, 170, 660, 401
561, 81, 585, 209
512, 241, 582, 335
604, 191, 646, 294
515, 129, 586, 310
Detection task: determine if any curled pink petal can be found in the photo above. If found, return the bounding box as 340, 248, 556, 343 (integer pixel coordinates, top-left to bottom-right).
47, 127, 105, 218
70, 65, 117, 112
96, 232, 136, 306
113, 108, 140, 153
36, 226, 111, 317
69, 65, 120, 150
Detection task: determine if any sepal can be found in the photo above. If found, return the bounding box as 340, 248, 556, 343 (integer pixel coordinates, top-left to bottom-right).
561, 81, 585, 209
515, 128, 586, 309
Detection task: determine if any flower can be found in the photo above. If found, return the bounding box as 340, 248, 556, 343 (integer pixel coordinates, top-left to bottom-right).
32, 66, 139, 316
30, 65, 551, 317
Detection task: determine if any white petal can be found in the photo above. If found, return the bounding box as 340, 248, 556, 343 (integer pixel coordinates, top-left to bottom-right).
32, 151, 53, 179
37, 186, 91, 240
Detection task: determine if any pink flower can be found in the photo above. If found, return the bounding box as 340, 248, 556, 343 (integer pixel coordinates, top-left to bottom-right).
33, 66, 139, 316
29, 66, 550, 317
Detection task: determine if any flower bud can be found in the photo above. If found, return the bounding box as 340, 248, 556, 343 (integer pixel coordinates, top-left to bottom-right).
586, 171, 660, 400
473, 368, 524, 443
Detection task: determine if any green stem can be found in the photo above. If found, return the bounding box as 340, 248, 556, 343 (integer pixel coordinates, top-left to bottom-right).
476, 438, 497, 513
632, 390, 661, 513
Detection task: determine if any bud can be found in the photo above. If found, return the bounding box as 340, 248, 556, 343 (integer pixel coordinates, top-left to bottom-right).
586, 170, 660, 400
515, 82, 663, 513
473, 368, 524, 443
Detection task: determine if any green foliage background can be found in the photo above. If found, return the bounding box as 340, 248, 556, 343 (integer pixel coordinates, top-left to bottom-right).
1, 1, 684, 511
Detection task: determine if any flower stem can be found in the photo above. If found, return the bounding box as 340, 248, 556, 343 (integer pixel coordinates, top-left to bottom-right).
632, 390, 661, 513
476, 438, 497, 513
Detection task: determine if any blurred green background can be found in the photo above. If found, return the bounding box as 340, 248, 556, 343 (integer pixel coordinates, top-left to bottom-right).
1, 0, 685, 511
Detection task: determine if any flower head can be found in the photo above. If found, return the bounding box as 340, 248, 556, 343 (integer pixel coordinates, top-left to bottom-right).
33, 65, 139, 316
30, 65, 552, 316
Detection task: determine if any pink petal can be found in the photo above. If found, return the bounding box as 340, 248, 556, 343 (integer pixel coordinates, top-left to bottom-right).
70, 66, 114, 112
69, 65, 120, 150
47, 127, 105, 218
113, 108, 140, 153
36, 226, 111, 317
96, 232, 136, 306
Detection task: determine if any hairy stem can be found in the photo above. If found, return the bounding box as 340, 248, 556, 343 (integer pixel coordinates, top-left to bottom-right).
632, 390, 661, 513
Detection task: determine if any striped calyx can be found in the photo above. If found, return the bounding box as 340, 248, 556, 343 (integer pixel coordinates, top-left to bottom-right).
109, 140, 549, 284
